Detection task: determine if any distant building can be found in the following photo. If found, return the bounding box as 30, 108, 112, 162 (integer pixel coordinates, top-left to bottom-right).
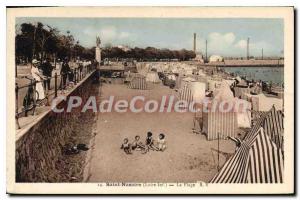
209, 55, 224, 63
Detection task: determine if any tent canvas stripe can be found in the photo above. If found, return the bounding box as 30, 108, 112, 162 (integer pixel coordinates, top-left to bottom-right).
261, 127, 273, 182
179, 84, 193, 104
262, 107, 284, 150
211, 145, 249, 183
206, 112, 237, 140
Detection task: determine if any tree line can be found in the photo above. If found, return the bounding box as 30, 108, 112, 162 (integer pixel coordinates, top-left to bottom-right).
15, 22, 196, 64
102, 47, 196, 61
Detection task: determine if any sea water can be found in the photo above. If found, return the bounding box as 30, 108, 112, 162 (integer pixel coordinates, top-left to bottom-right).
222, 66, 284, 85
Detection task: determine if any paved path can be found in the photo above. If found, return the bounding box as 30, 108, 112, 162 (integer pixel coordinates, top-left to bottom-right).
87, 84, 235, 183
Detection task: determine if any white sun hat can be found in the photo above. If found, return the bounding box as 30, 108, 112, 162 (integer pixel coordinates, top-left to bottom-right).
32, 59, 40, 64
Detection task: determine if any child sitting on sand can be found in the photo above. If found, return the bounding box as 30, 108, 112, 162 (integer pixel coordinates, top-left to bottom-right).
120, 138, 132, 154
157, 133, 167, 151
142, 132, 157, 153
131, 135, 145, 151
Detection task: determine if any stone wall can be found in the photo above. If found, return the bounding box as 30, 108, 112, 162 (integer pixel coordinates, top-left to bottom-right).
16, 72, 99, 182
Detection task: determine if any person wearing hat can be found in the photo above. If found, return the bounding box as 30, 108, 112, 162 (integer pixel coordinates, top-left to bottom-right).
60, 57, 71, 89
31, 59, 45, 100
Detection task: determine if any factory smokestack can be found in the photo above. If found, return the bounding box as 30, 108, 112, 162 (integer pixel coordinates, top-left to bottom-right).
193, 33, 196, 52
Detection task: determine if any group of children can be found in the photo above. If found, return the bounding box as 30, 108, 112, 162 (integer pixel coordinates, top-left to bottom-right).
121, 132, 167, 154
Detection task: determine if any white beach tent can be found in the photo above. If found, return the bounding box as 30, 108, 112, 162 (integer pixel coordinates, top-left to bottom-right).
214, 81, 234, 101
214, 81, 251, 128
189, 82, 206, 103
145, 71, 160, 83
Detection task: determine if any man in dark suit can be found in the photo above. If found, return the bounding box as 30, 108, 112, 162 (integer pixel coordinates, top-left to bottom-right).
41, 58, 54, 90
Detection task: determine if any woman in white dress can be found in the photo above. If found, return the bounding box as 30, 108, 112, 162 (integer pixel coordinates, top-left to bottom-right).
31, 59, 45, 100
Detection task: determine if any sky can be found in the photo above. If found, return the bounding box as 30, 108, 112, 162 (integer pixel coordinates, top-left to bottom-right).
16, 18, 284, 57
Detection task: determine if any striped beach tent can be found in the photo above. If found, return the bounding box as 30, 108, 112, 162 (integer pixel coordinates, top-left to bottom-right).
128, 75, 147, 90
177, 77, 197, 103
178, 83, 193, 104
244, 106, 284, 151
210, 106, 284, 183
178, 81, 206, 105
210, 127, 283, 183
202, 81, 238, 140
202, 111, 238, 140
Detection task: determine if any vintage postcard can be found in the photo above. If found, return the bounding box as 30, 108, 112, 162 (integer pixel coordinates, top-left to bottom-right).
6, 7, 294, 194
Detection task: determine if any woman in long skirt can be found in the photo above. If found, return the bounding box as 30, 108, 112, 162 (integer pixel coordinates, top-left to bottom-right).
31, 59, 45, 100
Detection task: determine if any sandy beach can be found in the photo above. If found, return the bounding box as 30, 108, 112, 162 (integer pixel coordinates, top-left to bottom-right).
87, 83, 236, 183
